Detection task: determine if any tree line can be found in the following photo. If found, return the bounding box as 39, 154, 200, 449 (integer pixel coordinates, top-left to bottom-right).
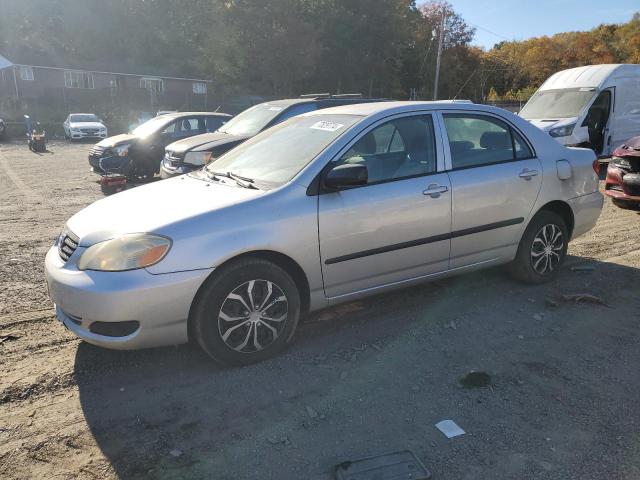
0, 0, 638, 102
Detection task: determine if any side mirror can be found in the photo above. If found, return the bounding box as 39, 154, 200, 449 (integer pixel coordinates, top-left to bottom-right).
324, 163, 368, 189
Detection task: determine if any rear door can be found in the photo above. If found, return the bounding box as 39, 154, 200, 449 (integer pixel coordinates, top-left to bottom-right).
440, 111, 542, 269
318, 113, 452, 299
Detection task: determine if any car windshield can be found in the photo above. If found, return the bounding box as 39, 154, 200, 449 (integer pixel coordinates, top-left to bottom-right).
519, 88, 597, 119
217, 102, 288, 136
69, 114, 99, 123
206, 114, 361, 187
132, 116, 173, 137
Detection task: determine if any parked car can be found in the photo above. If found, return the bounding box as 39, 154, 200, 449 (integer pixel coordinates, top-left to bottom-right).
605, 135, 640, 209
0, 118, 5, 140
89, 112, 231, 181
63, 113, 108, 140
160, 94, 383, 178
46, 101, 603, 365
520, 64, 640, 157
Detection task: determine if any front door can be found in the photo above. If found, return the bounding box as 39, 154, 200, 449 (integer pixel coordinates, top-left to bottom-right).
318, 113, 452, 299
441, 112, 543, 269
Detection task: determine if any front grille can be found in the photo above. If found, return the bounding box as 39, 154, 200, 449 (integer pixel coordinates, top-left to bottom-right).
81, 128, 99, 134
89, 145, 110, 157
58, 230, 80, 262
165, 151, 183, 167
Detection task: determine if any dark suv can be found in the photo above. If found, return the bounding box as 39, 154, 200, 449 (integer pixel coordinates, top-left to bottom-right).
160, 94, 384, 178
89, 112, 231, 181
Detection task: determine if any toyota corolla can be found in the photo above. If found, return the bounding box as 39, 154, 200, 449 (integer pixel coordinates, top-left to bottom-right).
45, 101, 603, 365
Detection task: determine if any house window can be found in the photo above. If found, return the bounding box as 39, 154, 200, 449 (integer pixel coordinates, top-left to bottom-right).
193, 82, 207, 94
110, 76, 123, 89
140, 77, 163, 94
19, 66, 34, 81
64, 70, 94, 89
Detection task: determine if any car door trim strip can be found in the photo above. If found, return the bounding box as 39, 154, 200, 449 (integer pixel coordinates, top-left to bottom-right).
324, 217, 524, 265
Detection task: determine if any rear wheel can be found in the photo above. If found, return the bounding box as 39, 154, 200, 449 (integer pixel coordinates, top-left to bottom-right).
192, 258, 301, 366
510, 211, 568, 284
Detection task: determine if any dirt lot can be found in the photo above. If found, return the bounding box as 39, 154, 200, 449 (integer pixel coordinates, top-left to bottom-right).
1, 140, 639, 479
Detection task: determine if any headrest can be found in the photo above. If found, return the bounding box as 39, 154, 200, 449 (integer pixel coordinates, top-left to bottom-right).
450, 140, 473, 155
353, 133, 377, 155
480, 131, 510, 150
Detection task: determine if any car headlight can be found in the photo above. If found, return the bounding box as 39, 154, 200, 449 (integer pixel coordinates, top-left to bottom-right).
113, 143, 131, 157
549, 124, 576, 138
184, 151, 212, 166
77, 233, 171, 271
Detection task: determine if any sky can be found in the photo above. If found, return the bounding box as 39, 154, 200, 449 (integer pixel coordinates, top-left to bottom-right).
443, 0, 639, 49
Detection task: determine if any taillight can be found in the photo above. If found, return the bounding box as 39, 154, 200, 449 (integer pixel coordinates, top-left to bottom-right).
592, 159, 600, 176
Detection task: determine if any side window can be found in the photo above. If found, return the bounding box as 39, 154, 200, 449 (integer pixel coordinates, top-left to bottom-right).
205, 116, 225, 132
335, 115, 437, 185
161, 121, 176, 135
513, 130, 533, 159
276, 104, 318, 123
443, 114, 517, 169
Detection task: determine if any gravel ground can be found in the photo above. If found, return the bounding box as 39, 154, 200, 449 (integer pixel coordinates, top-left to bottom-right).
1, 140, 639, 480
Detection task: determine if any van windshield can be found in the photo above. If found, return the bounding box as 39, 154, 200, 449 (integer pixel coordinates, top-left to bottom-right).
206, 114, 361, 187
519, 88, 597, 119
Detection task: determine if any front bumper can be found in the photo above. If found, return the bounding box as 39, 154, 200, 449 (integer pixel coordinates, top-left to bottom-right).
604, 164, 640, 203
160, 159, 197, 179
45, 246, 213, 350
70, 131, 108, 139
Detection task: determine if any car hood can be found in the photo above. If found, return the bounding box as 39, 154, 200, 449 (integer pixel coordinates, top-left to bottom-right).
69, 121, 105, 129
67, 174, 262, 246
95, 134, 137, 148
166, 131, 251, 154
527, 117, 577, 132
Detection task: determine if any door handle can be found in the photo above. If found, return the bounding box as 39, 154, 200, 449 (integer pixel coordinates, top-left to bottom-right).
423, 184, 448, 198
519, 169, 539, 180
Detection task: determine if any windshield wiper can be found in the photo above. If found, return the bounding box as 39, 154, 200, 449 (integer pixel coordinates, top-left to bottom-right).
209, 171, 259, 189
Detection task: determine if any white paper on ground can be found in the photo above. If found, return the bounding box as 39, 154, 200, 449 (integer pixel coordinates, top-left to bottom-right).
435, 419, 465, 438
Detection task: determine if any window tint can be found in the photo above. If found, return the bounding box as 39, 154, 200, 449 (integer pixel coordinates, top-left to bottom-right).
205, 116, 226, 132
335, 115, 436, 184
444, 114, 520, 169
276, 103, 318, 123
513, 130, 533, 159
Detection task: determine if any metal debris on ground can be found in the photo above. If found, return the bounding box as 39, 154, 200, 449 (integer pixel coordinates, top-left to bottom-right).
335, 450, 431, 480
435, 419, 466, 438
569, 265, 596, 272
560, 293, 607, 306
460, 371, 492, 388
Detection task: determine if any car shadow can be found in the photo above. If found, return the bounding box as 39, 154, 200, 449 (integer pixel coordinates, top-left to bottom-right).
74, 255, 640, 479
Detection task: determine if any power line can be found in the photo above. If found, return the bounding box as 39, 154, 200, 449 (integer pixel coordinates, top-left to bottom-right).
466, 20, 510, 41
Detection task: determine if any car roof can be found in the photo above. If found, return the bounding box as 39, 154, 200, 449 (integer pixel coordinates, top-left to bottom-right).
162, 112, 232, 119
306, 100, 501, 118
69, 113, 98, 116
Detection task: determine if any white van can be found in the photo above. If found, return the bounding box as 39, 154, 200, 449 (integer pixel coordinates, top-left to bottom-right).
519, 64, 640, 156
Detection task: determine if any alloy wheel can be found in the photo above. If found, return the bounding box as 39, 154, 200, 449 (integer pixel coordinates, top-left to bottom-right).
217, 279, 288, 353
530, 223, 564, 275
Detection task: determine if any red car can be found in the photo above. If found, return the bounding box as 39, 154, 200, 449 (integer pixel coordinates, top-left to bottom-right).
605, 136, 640, 209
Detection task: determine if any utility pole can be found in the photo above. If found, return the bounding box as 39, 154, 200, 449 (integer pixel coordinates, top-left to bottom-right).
433, 6, 446, 100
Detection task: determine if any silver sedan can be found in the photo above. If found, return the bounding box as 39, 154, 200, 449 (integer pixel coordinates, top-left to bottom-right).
45, 101, 603, 365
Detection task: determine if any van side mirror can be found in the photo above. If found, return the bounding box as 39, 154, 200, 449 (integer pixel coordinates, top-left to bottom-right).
324, 163, 368, 189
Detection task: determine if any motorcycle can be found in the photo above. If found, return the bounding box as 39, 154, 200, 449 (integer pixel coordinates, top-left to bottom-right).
24, 115, 47, 152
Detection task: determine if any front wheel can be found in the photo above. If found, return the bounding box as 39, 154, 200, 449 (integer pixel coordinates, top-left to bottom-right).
510, 211, 568, 284
191, 258, 301, 366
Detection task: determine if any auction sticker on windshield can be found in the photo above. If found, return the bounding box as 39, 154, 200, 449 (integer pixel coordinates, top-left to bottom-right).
310, 121, 344, 132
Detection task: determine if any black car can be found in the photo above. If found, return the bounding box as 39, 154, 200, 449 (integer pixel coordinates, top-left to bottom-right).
160, 94, 384, 178
88, 112, 231, 181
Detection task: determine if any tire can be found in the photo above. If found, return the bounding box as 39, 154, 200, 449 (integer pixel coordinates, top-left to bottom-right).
125, 161, 153, 183
510, 210, 568, 284
192, 257, 301, 366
